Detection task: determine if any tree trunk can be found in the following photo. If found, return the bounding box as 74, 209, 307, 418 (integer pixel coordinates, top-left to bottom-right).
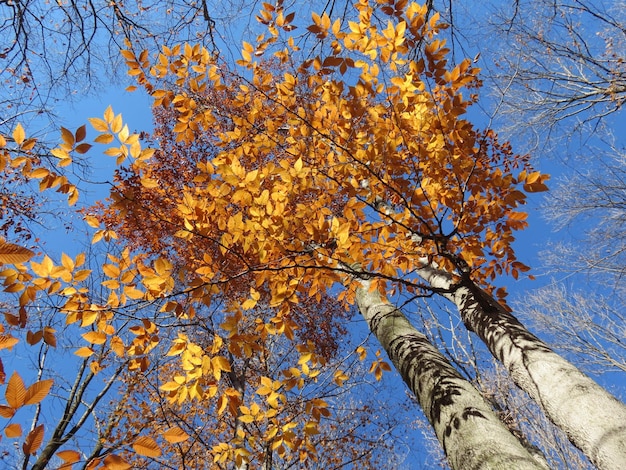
354, 277, 548, 470
416, 262, 626, 470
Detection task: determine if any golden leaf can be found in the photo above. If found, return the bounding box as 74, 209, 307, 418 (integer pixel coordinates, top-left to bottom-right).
6, 371, 26, 409
12, 123, 25, 145
103, 454, 132, 470
0, 335, 19, 351
23, 379, 53, 405
82, 331, 107, 345
0, 241, 35, 265
162, 426, 190, 444
74, 346, 94, 358
88, 117, 109, 132
132, 435, 162, 458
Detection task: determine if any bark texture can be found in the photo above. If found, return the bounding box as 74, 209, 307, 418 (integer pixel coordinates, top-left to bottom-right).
354, 278, 548, 470
417, 263, 626, 470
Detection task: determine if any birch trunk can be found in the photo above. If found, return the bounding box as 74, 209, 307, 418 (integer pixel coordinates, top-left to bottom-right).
354, 277, 548, 470
416, 263, 626, 470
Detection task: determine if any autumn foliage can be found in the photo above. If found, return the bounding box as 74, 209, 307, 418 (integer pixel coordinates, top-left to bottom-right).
0, 0, 550, 468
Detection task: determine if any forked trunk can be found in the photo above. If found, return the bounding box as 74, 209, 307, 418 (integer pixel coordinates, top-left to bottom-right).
417, 263, 626, 470
354, 277, 548, 470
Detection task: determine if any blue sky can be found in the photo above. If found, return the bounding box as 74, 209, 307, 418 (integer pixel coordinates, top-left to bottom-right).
3, 1, 625, 468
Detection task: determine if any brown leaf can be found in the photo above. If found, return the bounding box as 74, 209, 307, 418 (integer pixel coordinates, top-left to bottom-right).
22, 424, 44, 455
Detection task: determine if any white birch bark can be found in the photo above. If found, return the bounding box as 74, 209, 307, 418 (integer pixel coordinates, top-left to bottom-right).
416, 262, 626, 470
354, 277, 549, 470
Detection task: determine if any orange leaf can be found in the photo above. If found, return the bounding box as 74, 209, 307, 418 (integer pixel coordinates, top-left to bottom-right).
5, 423, 21, 438
103, 454, 132, 470
132, 435, 162, 458
24, 379, 53, 405
57, 450, 81, 463
0, 240, 35, 264
6, 371, 26, 409
162, 426, 190, 444
0, 405, 15, 418
22, 424, 44, 455
0, 335, 19, 351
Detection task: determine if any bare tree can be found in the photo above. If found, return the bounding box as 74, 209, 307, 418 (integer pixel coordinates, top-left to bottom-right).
483, 0, 626, 150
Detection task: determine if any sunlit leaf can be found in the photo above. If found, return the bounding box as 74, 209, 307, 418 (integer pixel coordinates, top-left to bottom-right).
6, 371, 26, 409
132, 435, 162, 458
24, 379, 53, 405
5, 423, 21, 438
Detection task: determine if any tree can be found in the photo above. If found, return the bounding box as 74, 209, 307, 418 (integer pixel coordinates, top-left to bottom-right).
0, 102, 407, 470
477, 0, 626, 150
95, 57, 545, 468
2, 0, 626, 469
94, 0, 625, 467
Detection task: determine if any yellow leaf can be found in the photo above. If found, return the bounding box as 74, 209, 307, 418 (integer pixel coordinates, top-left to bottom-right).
133, 436, 162, 458
82, 331, 107, 344
241, 41, 254, 62
5, 423, 21, 438
94, 133, 114, 144
103, 105, 114, 124
84, 215, 101, 228
88, 117, 109, 132
81, 310, 99, 327
74, 346, 94, 358
23, 379, 53, 405
238, 414, 255, 423
111, 114, 123, 134
102, 263, 120, 278
29, 168, 50, 179
294, 157, 303, 173
50, 148, 70, 160
160, 381, 182, 392
111, 336, 125, 357
124, 286, 145, 299
12, 123, 25, 145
